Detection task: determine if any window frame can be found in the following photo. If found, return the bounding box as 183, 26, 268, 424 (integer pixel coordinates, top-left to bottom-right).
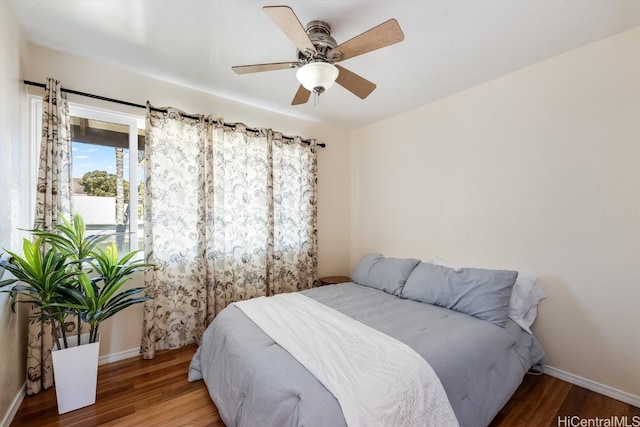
30, 96, 145, 251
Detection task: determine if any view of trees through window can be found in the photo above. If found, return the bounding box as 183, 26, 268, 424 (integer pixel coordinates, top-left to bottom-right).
70, 115, 144, 253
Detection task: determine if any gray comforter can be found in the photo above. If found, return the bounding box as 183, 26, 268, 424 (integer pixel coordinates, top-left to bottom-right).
189, 283, 546, 427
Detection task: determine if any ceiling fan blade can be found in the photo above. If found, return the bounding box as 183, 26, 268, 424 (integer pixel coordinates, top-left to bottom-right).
232, 62, 299, 75
263, 6, 317, 56
335, 65, 376, 99
292, 85, 311, 105
330, 19, 404, 62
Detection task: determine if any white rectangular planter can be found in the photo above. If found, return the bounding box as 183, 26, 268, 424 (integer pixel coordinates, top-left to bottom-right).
51, 332, 100, 414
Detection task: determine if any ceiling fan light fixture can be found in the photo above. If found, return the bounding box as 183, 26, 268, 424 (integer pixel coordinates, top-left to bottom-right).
296, 62, 339, 94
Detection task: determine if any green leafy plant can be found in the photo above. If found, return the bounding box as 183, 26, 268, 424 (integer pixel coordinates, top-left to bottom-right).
0, 213, 152, 349
30, 214, 107, 262
0, 238, 79, 349
62, 242, 151, 343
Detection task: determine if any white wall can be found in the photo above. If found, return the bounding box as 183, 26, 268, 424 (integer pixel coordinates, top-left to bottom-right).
0, 0, 30, 424
351, 27, 640, 399
23, 43, 352, 359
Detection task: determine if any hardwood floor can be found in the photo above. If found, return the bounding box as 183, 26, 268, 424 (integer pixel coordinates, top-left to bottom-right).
11, 345, 639, 426
11, 346, 223, 427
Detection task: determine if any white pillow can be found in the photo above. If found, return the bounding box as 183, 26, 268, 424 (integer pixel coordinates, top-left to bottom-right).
431, 256, 545, 334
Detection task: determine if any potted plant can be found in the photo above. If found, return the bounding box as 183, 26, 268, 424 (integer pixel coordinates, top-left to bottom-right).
0, 213, 151, 413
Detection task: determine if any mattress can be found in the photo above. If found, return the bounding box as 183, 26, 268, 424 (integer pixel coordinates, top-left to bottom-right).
189, 282, 546, 427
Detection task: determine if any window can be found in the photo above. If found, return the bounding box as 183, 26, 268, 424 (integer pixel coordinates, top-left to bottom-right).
30, 98, 145, 253
69, 105, 145, 253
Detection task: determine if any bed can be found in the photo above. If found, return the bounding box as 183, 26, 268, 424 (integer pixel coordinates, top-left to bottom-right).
189, 254, 547, 427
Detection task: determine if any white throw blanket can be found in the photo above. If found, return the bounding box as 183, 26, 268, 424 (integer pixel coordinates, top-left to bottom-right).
232, 293, 459, 427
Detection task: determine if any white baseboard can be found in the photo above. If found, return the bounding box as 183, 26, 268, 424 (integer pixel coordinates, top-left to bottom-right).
98, 348, 141, 365
1, 381, 25, 427
544, 365, 640, 407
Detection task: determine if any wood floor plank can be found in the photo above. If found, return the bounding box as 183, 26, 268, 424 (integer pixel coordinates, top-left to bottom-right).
557, 383, 591, 418
10, 345, 639, 426
579, 391, 632, 419
491, 374, 573, 427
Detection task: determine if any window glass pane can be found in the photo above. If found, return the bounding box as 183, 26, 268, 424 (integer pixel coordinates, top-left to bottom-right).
70, 116, 144, 253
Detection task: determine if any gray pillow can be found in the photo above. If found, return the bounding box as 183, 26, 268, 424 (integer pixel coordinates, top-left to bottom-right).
401, 262, 517, 327
351, 253, 420, 296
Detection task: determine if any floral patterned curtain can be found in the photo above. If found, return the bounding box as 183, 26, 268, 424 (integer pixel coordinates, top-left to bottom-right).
209, 124, 271, 314
141, 107, 210, 358
141, 105, 318, 358
28, 78, 74, 395
269, 132, 318, 295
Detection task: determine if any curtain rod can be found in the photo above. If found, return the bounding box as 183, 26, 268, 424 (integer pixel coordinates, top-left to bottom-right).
23, 80, 325, 148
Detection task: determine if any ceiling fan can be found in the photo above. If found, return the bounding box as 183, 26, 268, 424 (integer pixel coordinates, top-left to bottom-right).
232, 5, 404, 105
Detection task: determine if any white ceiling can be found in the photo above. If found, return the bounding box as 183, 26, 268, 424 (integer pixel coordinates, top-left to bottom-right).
10, 0, 640, 130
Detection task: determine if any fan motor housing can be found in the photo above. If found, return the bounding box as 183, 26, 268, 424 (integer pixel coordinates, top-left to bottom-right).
298, 20, 339, 62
